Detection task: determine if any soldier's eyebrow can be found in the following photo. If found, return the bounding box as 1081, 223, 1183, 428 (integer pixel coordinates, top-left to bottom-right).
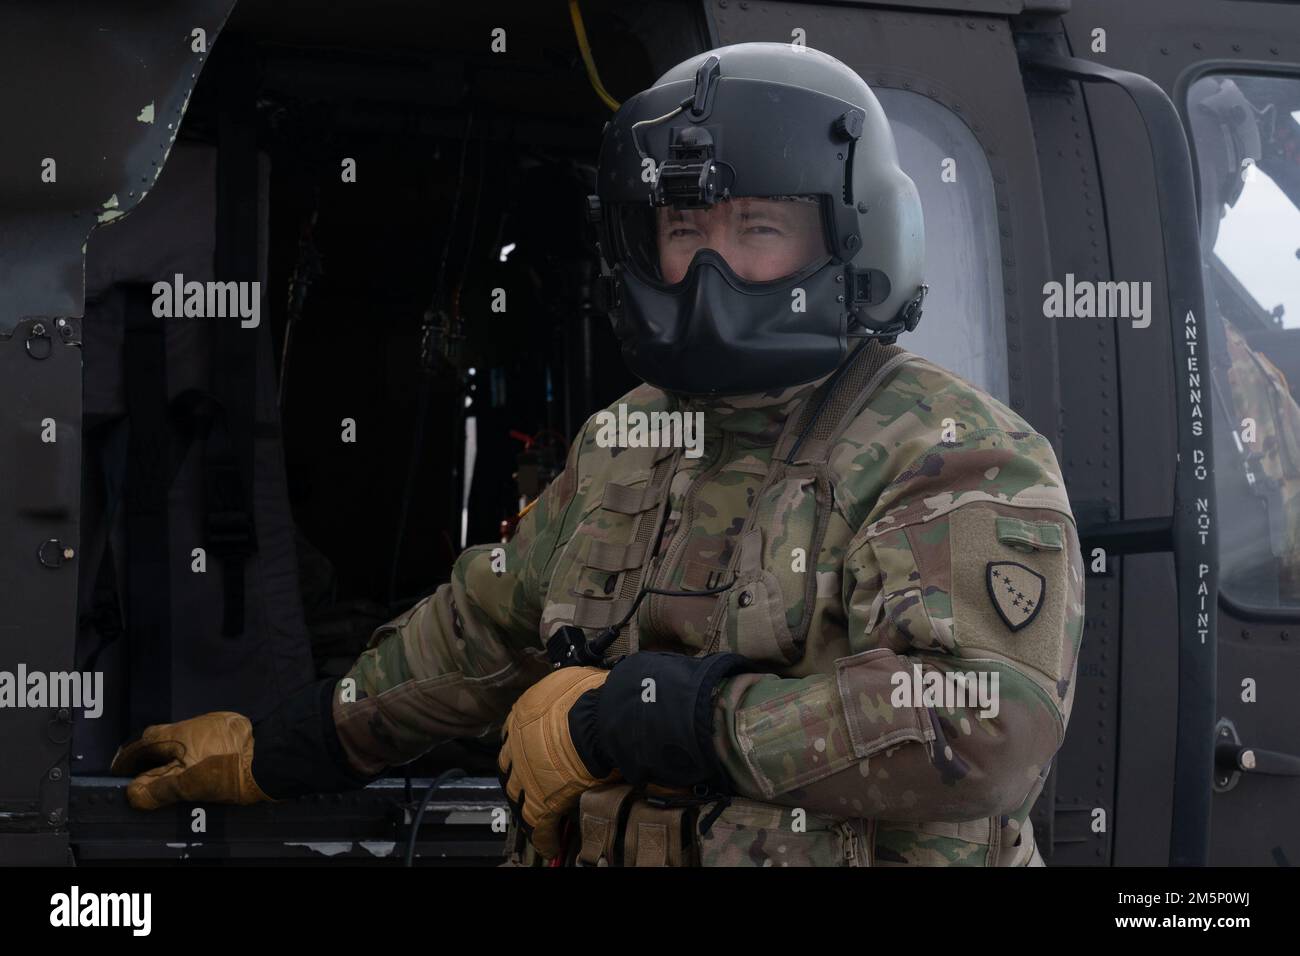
738, 202, 802, 226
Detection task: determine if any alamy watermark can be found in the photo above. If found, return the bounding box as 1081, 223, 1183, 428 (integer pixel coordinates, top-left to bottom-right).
50, 886, 151, 935
1042, 273, 1151, 329
891, 663, 1000, 719
0, 664, 103, 718
593, 404, 705, 459
152, 273, 260, 328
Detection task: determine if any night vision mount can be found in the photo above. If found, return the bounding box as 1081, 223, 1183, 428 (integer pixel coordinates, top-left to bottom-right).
652, 126, 735, 209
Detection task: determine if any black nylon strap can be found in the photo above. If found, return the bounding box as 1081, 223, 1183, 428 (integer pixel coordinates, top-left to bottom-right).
210, 47, 261, 638
123, 285, 173, 734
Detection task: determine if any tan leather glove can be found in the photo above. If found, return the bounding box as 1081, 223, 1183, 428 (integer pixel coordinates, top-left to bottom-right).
110, 712, 272, 810
497, 667, 617, 859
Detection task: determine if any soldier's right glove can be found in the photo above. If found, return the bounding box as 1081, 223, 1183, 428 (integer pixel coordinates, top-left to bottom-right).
111, 712, 271, 810
497, 666, 621, 858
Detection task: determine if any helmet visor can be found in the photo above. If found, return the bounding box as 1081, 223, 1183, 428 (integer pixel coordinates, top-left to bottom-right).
611, 194, 833, 287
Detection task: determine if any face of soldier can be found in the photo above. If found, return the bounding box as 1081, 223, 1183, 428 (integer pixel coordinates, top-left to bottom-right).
656, 196, 826, 284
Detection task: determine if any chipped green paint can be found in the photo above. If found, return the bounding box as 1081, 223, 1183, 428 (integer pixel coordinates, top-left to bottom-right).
96, 193, 122, 223
136, 102, 155, 124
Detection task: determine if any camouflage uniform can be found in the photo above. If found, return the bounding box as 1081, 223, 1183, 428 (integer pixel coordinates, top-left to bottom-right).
334, 341, 1084, 866
1222, 321, 1300, 596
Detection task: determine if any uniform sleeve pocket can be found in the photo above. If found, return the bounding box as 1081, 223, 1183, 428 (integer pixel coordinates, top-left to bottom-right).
833, 647, 935, 758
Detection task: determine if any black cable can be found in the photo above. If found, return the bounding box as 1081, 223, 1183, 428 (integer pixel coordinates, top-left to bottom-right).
403, 767, 467, 867
387, 107, 476, 608
587, 577, 737, 659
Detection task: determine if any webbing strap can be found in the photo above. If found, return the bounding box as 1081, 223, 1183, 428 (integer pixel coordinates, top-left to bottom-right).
600, 481, 656, 515
572, 596, 634, 629
587, 540, 648, 572
608, 450, 679, 659
577, 783, 637, 866
776, 340, 910, 465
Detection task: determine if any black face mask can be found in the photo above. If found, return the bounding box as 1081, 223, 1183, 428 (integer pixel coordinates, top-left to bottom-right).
613, 248, 847, 397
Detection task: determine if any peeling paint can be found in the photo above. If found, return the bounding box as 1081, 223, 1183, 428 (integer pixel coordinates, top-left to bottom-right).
358, 841, 396, 857
136, 102, 155, 124
445, 810, 495, 825
96, 194, 122, 223
285, 842, 353, 857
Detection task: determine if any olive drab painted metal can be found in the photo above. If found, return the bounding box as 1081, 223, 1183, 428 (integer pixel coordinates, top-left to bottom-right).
334, 339, 1084, 866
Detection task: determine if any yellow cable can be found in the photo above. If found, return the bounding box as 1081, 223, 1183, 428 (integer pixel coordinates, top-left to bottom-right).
569, 0, 621, 111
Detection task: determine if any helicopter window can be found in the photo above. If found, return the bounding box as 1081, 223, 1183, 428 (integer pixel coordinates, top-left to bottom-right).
875, 89, 1009, 403
1188, 73, 1300, 610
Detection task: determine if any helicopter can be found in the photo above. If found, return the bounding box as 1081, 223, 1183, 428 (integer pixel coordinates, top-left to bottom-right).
0, 0, 1297, 869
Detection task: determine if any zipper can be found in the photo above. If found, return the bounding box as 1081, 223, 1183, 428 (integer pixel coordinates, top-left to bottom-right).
645, 430, 734, 638
837, 820, 863, 867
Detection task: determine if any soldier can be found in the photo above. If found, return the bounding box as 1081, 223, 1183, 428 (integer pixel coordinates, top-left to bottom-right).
1191, 75, 1300, 603
113, 42, 1084, 867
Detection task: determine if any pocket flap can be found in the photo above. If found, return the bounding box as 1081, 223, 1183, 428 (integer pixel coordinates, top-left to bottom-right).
833, 648, 936, 758
995, 516, 1063, 552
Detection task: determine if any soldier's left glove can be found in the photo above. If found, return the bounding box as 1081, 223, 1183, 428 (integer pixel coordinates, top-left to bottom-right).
497, 666, 620, 859
569, 651, 757, 793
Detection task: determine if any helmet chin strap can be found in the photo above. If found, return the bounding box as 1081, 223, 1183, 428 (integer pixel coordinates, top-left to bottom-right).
847, 282, 928, 344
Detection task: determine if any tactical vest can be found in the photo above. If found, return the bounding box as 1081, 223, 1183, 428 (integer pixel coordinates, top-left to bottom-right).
524, 340, 1045, 866
559, 340, 914, 662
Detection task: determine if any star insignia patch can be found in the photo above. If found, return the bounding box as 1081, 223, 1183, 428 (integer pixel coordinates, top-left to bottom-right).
986, 562, 1045, 632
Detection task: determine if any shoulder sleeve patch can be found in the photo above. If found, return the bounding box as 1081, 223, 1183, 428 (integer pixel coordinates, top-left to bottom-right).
986, 562, 1046, 632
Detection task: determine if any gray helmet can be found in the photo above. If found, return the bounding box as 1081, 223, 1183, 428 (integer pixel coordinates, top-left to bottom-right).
590, 42, 926, 396
1188, 76, 1262, 250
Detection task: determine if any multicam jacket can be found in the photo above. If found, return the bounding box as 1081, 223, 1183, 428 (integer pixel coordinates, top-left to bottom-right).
1222, 320, 1300, 595
332, 341, 1085, 866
